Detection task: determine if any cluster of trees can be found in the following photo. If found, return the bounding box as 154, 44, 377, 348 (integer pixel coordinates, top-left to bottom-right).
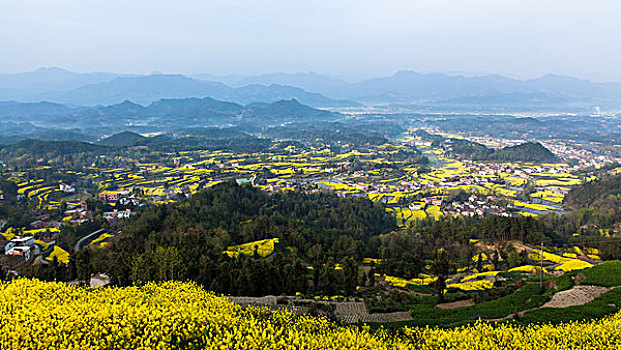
487, 142, 559, 163
565, 174, 621, 209
372, 215, 549, 278
562, 173, 621, 259
0, 180, 32, 228
67, 181, 394, 296
0, 132, 312, 170
263, 123, 394, 150
535, 173, 621, 238
62, 181, 563, 296
20, 172, 621, 297
445, 139, 559, 163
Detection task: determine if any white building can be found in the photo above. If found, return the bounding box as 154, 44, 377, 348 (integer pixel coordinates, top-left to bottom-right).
4, 236, 37, 260
103, 209, 132, 221
5, 246, 35, 261
59, 183, 76, 193
4, 236, 34, 252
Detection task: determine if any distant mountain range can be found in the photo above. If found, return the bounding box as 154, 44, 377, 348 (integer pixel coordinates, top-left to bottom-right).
0, 97, 343, 144
0, 68, 359, 108
196, 70, 621, 108
0, 67, 132, 95
4, 68, 621, 110
0, 68, 621, 112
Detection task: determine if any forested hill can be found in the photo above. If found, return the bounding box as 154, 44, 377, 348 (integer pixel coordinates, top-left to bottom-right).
92, 181, 396, 295
489, 142, 559, 163
126, 181, 394, 243
448, 140, 559, 163
0, 140, 109, 157
560, 173, 621, 257
97, 131, 146, 146
564, 174, 621, 209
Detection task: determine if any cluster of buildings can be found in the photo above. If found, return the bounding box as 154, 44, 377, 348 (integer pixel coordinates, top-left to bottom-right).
467, 136, 526, 150
543, 142, 621, 168
103, 209, 132, 222
59, 183, 76, 193
443, 194, 510, 217
98, 189, 142, 205
406, 196, 444, 210
63, 202, 92, 225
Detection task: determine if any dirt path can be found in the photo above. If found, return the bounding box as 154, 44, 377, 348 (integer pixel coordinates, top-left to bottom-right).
542, 285, 611, 308
435, 299, 475, 309
485, 285, 614, 322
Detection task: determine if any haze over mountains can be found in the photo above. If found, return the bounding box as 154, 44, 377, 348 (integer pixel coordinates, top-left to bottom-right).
3, 67, 621, 110
0, 97, 342, 145
1, 67, 620, 147
0, 68, 358, 108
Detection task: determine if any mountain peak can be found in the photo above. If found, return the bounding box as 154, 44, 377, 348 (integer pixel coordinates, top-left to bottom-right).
117, 99, 141, 107
34, 66, 72, 73
392, 70, 422, 77
271, 98, 302, 106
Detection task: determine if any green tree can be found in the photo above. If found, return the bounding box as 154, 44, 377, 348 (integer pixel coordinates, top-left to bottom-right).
431, 249, 450, 303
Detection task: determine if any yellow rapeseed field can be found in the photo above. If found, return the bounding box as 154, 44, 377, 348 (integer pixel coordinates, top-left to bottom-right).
224, 238, 279, 258
3, 279, 621, 349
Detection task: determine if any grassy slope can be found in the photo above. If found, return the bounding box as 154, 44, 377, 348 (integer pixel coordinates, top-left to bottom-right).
382, 261, 621, 329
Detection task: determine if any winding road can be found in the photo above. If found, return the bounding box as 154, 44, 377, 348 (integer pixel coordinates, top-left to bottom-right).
74, 229, 106, 251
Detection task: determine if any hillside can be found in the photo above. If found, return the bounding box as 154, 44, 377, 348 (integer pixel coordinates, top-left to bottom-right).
342, 70, 621, 106
0, 101, 74, 119
427, 115, 620, 144
0, 67, 127, 98
263, 122, 400, 148
0, 140, 108, 157
488, 142, 559, 163
198, 70, 621, 107
2, 278, 621, 349
98, 131, 146, 146
88, 181, 395, 295
562, 174, 621, 248
0, 128, 94, 145
138, 134, 274, 153
449, 141, 559, 163
565, 174, 621, 209
248, 99, 340, 124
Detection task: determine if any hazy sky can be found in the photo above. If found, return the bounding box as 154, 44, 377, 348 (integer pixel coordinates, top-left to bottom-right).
1, 0, 621, 81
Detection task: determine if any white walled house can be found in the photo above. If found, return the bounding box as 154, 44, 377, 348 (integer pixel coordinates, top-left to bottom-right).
4, 236, 35, 252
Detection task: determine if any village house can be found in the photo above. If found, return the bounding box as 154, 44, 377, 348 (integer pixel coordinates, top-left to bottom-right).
408, 202, 423, 211
98, 191, 119, 202
119, 197, 141, 206
4, 236, 34, 251
59, 183, 76, 193
34, 228, 59, 240
4, 236, 38, 261
29, 220, 47, 229
63, 203, 92, 225
103, 209, 132, 222
5, 246, 36, 261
